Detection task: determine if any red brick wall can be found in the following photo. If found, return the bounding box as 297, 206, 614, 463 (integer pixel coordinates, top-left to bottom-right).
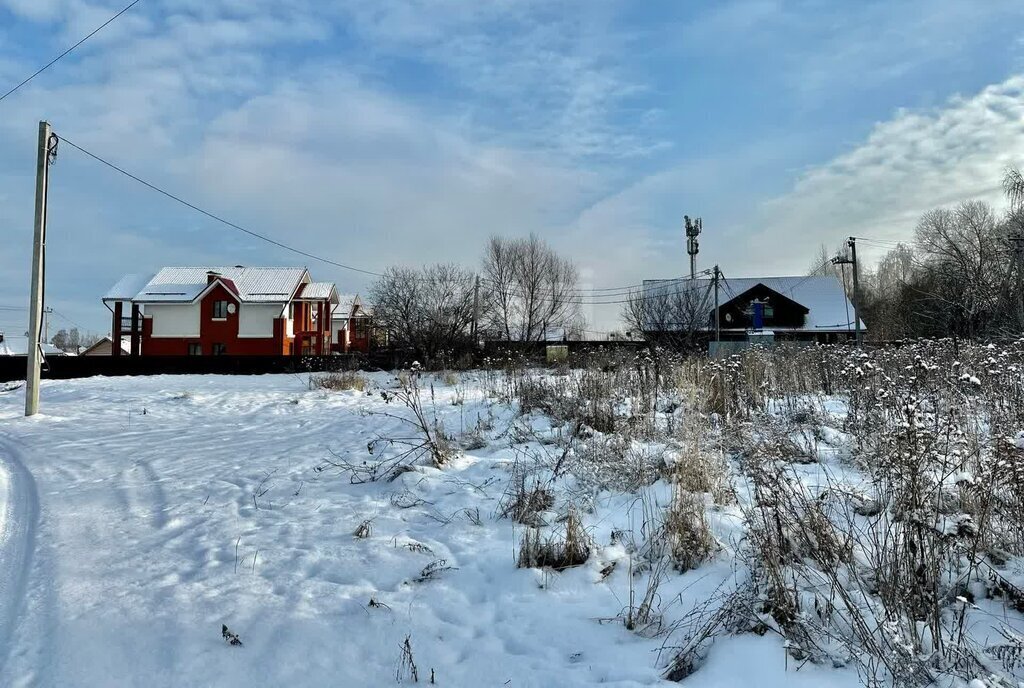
140, 284, 287, 356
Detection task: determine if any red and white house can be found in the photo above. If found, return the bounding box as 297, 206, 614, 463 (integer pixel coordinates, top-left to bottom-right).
103, 267, 340, 356
331, 294, 375, 353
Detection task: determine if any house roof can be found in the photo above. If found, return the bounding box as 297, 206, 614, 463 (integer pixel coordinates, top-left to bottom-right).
332, 294, 363, 317
104, 267, 313, 304
79, 336, 131, 356
0, 336, 67, 356
642, 275, 866, 332
104, 273, 154, 301
296, 282, 340, 303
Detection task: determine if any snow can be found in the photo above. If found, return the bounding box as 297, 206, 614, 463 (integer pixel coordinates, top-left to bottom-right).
0, 373, 867, 687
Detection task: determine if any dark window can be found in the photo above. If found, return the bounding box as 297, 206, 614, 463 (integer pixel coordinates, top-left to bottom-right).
187, 343, 202, 356
213, 301, 229, 318
212, 343, 227, 355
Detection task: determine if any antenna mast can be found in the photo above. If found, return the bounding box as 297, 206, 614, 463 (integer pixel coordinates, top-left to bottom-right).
685, 215, 702, 280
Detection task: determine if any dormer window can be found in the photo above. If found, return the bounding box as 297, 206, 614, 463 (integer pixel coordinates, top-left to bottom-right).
213, 300, 229, 318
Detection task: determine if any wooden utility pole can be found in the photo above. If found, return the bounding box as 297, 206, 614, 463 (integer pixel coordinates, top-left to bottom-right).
26, 121, 53, 416
1013, 231, 1024, 331
713, 264, 721, 342
847, 237, 862, 347
471, 274, 481, 340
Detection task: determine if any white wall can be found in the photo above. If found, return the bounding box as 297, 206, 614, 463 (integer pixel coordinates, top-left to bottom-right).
147, 304, 200, 337
239, 304, 282, 338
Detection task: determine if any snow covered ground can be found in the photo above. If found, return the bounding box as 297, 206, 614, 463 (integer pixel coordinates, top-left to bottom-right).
0, 372, 868, 687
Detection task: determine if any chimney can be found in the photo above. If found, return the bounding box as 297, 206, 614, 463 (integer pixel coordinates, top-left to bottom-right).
207, 270, 220, 285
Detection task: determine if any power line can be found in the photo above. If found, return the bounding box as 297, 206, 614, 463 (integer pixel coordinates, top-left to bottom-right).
59, 136, 385, 278
0, 0, 144, 104
49, 308, 86, 330
57, 135, 703, 304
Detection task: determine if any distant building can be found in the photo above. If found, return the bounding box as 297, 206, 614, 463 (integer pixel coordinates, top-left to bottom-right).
102, 267, 339, 356
641, 275, 866, 344
0, 331, 67, 357
331, 294, 376, 353
79, 336, 131, 356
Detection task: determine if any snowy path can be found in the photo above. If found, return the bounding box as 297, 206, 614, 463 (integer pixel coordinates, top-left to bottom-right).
0, 435, 40, 679
0, 374, 857, 687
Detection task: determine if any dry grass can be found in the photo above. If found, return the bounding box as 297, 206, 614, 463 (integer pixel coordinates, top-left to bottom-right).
664, 490, 717, 573
517, 507, 592, 571
309, 370, 367, 391
666, 452, 734, 506
500, 476, 555, 526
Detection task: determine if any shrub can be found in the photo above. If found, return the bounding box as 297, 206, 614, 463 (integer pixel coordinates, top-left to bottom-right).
517, 508, 592, 570
309, 370, 367, 391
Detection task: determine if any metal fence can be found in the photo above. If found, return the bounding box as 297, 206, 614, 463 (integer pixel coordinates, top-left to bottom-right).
0, 353, 396, 383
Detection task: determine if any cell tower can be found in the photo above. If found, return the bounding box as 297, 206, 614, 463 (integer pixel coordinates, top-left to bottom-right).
685, 215, 702, 280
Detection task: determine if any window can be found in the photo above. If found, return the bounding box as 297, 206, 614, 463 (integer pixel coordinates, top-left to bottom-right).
187, 343, 202, 356
213, 300, 229, 318
212, 343, 227, 355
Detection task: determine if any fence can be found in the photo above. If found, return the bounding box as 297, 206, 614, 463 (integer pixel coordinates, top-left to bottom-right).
0, 353, 397, 383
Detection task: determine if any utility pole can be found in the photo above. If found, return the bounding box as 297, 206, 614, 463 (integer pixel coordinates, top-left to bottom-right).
847, 236, 862, 347
685, 215, 702, 280
1012, 231, 1024, 331
713, 264, 721, 343
26, 121, 55, 416
43, 306, 52, 345
471, 274, 481, 341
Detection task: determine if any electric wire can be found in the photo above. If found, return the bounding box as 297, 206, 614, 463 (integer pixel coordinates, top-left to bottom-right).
60, 135, 385, 278
0, 0, 144, 104
58, 134, 711, 306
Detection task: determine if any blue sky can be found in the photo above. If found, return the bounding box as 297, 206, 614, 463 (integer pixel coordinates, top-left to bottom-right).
2, 0, 1024, 335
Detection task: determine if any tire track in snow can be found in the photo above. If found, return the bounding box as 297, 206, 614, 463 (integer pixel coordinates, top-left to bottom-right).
0, 434, 40, 677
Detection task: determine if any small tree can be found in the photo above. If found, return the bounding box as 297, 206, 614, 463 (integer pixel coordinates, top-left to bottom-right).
370, 264, 476, 364
481, 234, 582, 342
621, 280, 713, 349
50, 328, 69, 351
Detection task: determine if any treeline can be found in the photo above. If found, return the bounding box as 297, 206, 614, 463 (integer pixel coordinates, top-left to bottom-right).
369, 234, 584, 363
859, 169, 1023, 340
812, 168, 1024, 341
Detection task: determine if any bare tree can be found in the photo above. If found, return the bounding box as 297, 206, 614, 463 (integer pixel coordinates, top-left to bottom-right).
50, 328, 69, 351
621, 279, 713, 348
806, 243, 835, 276
370, 264, 476, 363
1004, 166, 1024, 330
861, 243, 918, 340
913, 200, 1011, 338
481, 234, 582, 342
1004, 166, 1024, 212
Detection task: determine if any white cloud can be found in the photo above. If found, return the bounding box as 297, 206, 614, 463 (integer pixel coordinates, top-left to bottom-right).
189, 72, 603, 273
3, 0, 1024, 337
740, 75, 1024, 269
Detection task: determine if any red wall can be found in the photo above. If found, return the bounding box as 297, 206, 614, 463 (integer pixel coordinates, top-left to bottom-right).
138, 283, 335, 356
141, 283, 286, 356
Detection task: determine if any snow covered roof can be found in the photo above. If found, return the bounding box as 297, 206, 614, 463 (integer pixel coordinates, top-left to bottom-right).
642, 275, 866, 332
104, 267, 315, 304
79, 336, 131, 356
104, 273, 154, 301
296, 282, 340, 303
0, 337, 67, 356
332, 294, 363, 318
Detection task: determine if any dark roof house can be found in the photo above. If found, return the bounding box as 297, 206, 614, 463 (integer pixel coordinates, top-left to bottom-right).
641, 274, 865, 343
